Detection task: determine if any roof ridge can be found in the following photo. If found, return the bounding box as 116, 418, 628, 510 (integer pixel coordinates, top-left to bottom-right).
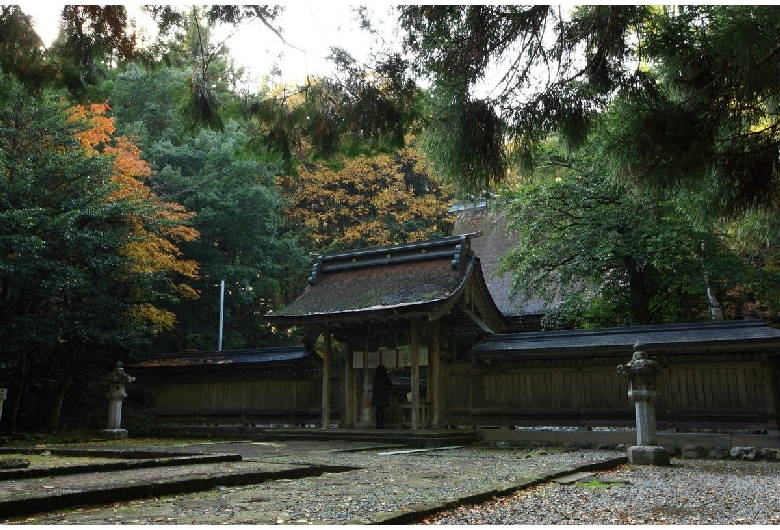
307, 232, 482, 285
483, 319, 768, 342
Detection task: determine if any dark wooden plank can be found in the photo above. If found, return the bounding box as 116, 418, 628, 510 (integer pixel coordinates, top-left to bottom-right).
597, 371, 608, 409
524, 372, 534, 409
581, 370, 593, 408
745, 366, 760, 411
552, 371, 562, 408
693, 368, 705, 411
562, 371, 573, 408
702, 369, 715, 409
736, 368, 749, 410
508, 373, 521, 407
609, 370, 623, 408
677, 367, 689, 409
0, 458, 29, 469
726, 368, 740, 411
545, 370, 556, 408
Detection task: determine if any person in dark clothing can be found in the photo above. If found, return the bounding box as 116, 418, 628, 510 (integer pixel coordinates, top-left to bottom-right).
372, 364, 392, 429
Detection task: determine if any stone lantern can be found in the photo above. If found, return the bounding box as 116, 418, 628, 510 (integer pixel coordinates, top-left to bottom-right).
100, 361, 136, 440
617, 343, 670, 465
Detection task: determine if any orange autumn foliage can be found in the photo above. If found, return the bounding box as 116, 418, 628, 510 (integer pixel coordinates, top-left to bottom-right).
280, 144, 454, 252
68, 102, 200, 331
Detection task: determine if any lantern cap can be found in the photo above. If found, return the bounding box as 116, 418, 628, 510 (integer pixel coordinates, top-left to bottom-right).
617, 343, 661, 375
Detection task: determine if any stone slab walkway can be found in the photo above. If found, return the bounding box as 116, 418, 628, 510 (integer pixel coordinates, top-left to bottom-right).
0, 440, 627, 524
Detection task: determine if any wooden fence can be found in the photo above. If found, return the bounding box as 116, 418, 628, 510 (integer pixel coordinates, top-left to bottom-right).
152, 370, 342, 427
146, 350, 779, 433
441, 350, 779, 432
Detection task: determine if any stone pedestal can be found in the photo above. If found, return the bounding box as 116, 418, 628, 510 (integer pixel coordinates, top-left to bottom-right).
105, 383, 127, 430
100, 428, 129, 439
628, 445, 671, 465
634, 400, 656, 446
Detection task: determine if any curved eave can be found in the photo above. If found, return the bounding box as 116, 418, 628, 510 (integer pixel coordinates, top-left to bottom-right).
466, 258, 511, 333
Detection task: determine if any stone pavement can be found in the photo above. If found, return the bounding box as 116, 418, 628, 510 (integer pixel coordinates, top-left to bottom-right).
0, 439, 627, 524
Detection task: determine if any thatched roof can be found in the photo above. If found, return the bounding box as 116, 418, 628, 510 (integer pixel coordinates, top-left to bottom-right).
452, 204, 558, 321
265, 234, 508, 334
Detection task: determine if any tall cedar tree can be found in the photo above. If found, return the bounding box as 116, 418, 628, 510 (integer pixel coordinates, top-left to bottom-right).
0, 78, 197, 431
400, 6, 780, 216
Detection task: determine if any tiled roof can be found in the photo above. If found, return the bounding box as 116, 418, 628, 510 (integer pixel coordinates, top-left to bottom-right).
130, 346, 318, 369
471, 320, 780, 358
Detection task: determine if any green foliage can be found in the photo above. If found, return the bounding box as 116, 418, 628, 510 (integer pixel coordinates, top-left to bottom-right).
400, 5, 780, 217
400, 5, 606, 191
247, 51, 422, 169
576, 479, 624, 490
420, 86, 505, 196
104, 64, 189, 149
0, 76, 195, 430
149, 6, 270, 134
146, 122, 307, 350
1, 77, 137, 352
499, 145, 747, 329
0, 7, 57, 92
101, 61, 309, 352
598, 5, 780, 216
48, 5, 154, 99
717, 209, 780, 324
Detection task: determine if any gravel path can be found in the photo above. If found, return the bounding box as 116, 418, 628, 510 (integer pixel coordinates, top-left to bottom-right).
419, 458, 780, 525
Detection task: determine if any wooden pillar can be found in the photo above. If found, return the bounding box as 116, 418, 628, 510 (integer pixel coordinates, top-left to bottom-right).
430, 319, 441, 428
411, 318, 420, 429
321, 328, 331, 428
344, 345, 356, 428
659, 355, 675, 432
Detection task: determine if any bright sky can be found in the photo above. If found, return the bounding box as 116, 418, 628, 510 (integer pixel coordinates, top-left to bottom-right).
20, 3, 398, 88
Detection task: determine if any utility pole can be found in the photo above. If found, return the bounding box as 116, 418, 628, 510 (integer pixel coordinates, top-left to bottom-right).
218, 279, 225, 351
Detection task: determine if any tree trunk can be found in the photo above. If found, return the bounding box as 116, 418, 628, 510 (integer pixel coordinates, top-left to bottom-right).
42, 363, 79, 432
629, 269, 653, 325
7, 351, 26, 433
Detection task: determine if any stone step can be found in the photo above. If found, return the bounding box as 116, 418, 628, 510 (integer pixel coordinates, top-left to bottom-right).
551, 471, 594, 484
152, 426, 481, 448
